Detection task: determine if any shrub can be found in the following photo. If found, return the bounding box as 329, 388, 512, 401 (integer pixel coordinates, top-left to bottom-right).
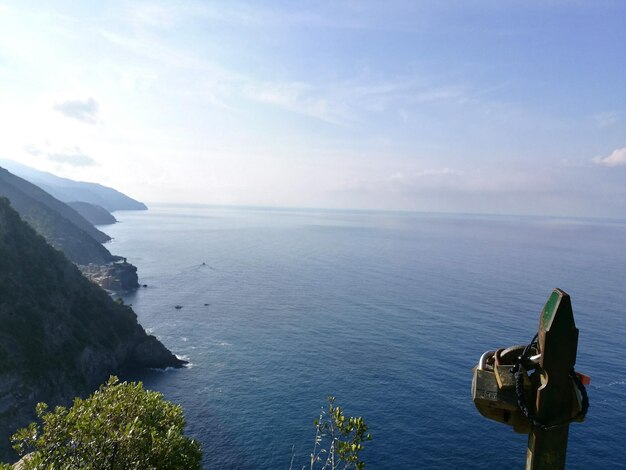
11, 377, 201, 470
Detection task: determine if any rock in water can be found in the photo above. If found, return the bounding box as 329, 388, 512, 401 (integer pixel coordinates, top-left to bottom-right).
79, 260, 139, 292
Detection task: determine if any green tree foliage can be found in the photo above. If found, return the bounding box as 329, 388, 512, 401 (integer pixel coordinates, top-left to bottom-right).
300, 396, 372, 470
11, 377, 201, 470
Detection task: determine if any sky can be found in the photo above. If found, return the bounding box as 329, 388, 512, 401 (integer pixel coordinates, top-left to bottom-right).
0, 1, 625, 217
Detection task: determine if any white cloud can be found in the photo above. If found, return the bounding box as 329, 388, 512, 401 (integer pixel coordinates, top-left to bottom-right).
127, 3, 185, 30
53, 97, 100, 124
244, 81, 353, 126
591, 111, 621, 128
593, 147, 626, 167
23, 144, 43, 157
48, 148, 96, 167
25, 143, 97, 167
242, 76, 476, 128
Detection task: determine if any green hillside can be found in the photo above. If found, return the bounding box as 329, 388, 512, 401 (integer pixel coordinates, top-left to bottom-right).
0, 167, 110, 243
67, 201, 117, 225
0, 197, 184, 462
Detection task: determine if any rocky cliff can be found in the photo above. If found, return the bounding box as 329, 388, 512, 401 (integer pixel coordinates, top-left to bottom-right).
67, 201, 117, 226
0, 197, 184, 462
0, 167, 110, 244
79, 260, 139, 292
0, 167, 138, 291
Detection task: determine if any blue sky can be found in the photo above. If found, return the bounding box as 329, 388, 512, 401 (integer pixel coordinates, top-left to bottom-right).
0, 1, 625, 216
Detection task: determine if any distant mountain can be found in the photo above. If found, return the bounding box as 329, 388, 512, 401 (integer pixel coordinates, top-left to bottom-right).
0, 167, 140, 290
68, 201, 117, 225
0, 160, 148, 212
0, 197, 184, 462
0, 166, 111, 247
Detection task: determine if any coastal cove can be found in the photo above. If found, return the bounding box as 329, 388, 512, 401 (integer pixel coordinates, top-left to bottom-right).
110, 204, 626, 469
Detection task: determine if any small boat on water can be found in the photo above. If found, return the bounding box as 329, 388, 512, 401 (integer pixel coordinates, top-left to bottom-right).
175, 305, 183, 310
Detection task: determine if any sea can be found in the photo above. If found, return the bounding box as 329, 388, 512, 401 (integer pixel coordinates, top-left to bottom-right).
105, 204, 626, 469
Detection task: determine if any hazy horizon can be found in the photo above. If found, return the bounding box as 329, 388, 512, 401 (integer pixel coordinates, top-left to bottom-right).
125, 200, 626, 222
1, 1, 625, 218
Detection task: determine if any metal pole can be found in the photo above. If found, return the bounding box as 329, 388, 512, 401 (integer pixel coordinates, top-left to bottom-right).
526, 288, 579, 469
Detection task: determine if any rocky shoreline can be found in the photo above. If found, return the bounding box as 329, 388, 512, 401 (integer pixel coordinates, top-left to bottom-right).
0, 199, 185, 462
79, 258, 140, 292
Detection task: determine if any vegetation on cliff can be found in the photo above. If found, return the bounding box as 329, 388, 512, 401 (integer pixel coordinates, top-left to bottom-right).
0, 167, 139, 290
67, 201, 117, 226
10, 377, 201, 470
0, 167, 112, 264
0, 167, 110, 244
2, 384, 370, 470
0, 197, 183, 461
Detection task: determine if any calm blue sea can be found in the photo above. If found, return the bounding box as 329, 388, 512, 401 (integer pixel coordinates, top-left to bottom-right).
106, 205, 626, 469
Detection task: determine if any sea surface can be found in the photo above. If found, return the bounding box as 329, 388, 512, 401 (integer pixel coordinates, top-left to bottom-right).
105, 205, 626, 469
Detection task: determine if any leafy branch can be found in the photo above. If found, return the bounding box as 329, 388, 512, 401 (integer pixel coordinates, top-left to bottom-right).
300, 396, 372, 470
